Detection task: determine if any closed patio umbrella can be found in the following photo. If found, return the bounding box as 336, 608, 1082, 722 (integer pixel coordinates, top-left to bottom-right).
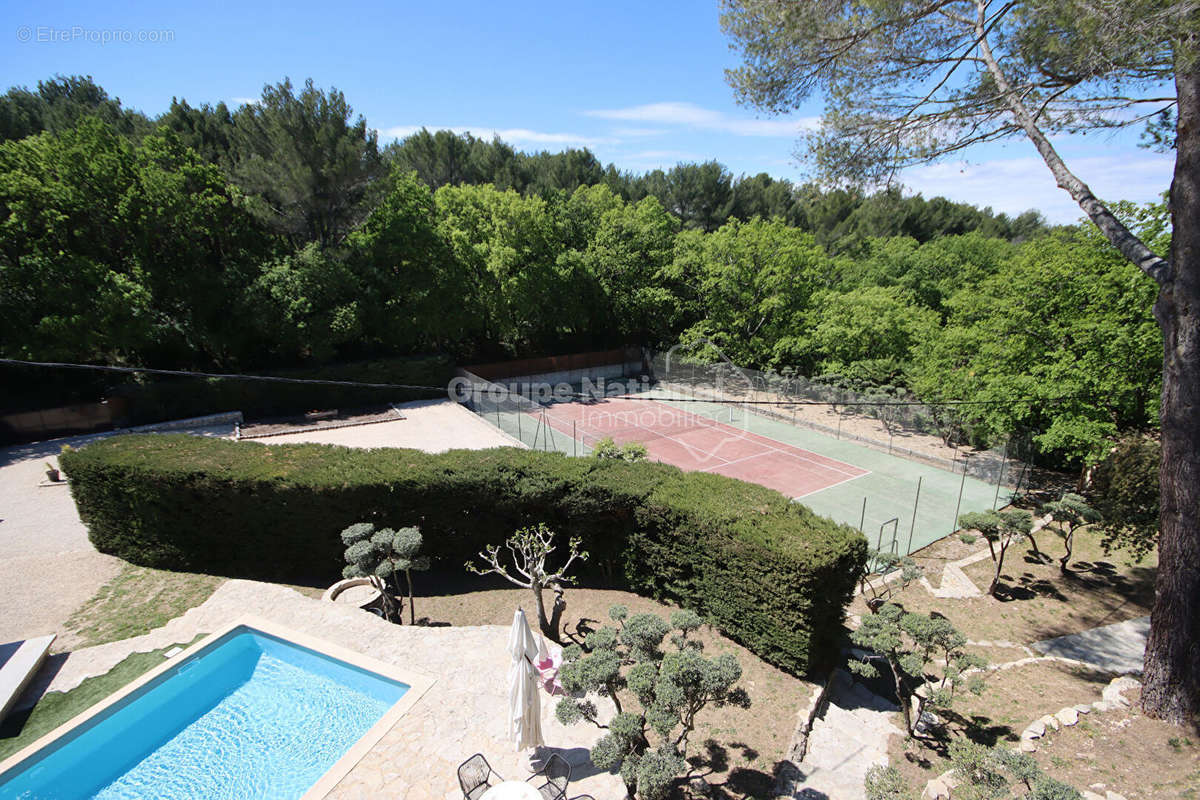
507, 608, 544, 752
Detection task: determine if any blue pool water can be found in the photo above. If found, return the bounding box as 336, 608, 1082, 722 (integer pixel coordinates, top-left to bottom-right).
0, 627, 409, 800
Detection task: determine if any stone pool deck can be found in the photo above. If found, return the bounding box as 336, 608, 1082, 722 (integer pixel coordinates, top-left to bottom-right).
18, 580, 624, 800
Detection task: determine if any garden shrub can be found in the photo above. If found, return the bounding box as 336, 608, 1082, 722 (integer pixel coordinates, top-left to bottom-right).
61, 434, 867, 675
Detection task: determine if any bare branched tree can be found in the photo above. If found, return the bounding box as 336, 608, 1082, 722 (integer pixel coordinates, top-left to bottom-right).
466, 523, 589, 643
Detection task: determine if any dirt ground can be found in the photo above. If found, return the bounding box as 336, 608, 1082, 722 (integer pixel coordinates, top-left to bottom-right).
850, 526, 1157, 646
1033, 690, 1200, 799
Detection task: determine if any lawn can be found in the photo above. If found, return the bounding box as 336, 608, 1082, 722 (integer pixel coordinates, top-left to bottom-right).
0, 637, 203, 762
61, 563, 225, 650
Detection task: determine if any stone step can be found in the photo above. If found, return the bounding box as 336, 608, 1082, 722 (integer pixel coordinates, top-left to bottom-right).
0, 634, 55, 722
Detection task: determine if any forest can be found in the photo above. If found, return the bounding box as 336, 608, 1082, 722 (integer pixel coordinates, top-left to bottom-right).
0, 76, 1165, 467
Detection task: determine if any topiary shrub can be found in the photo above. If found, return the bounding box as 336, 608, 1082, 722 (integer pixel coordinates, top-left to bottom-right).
61, 434, 867, 675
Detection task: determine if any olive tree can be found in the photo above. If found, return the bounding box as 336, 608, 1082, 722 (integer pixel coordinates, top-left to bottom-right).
721, 0, 1199, 723
554, 606, 749, 800
466, 523, 587, 643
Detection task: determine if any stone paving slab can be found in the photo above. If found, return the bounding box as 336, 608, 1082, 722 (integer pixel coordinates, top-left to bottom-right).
1032, 615, 1149, 675
20, 580, 624, 800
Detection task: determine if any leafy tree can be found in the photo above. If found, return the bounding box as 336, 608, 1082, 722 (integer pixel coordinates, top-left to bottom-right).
555, 605, 748, 800
802, 285, 940, 379
0, 118, 154, 363
345, 168, 466, 353
860, 550, 923, 610
849, 603, 986, 737
465, 523, 588, 642
1041, 493, 1102, 574
341, 523, 430, 623
340, 522, 404, 622
721, 0, 1199, 723
158, 98, 236, 165
230, 78, 384, 247
908, 228, 1161, 464
433, 183, 565, 354
640, 161, 734, 232
1085, 434, 1161, 561
669, 216, 827, 367
958, 509, 1034, 597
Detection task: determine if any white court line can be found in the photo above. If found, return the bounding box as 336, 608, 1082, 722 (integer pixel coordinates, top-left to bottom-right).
540, 399, 870, 481
794, 469, 871, 498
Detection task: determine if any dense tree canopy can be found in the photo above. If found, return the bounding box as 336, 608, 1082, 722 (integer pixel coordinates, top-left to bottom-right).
720, 0, 1196, 727
0, 73, 1165, 476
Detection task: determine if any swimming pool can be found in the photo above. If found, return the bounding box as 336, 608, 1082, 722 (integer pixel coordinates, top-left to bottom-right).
0, 618, 431, 799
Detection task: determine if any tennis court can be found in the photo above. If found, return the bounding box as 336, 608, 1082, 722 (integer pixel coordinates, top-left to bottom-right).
533, 396, 870, 498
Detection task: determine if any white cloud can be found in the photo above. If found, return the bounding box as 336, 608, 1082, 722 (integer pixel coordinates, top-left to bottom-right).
901, 153, 1173, 223
377, 125, 611, 148
230, 96, 258, 106
584, 101, 817, 137
612, 127, 668, 137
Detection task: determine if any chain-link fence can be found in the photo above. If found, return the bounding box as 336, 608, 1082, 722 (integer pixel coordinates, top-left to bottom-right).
455, 351, 1032, 557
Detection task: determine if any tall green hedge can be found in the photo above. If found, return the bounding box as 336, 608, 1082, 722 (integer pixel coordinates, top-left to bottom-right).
62, 434, 867, 675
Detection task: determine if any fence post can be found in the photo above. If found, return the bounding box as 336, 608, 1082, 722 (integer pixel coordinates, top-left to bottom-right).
517, 411, 522, 443
859, 497, 867, 532
992, 439, 1009, 510
953, 461, 968, 535
573, 421, 577, 457
907, 476, 923, 555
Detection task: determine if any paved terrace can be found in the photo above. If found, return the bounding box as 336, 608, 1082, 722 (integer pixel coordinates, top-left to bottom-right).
20, 580, 624, 800
0, 399, 520, 649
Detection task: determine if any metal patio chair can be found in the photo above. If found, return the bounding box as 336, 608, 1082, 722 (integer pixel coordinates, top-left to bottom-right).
527, 752, 571, 800
457, 753, 501, 800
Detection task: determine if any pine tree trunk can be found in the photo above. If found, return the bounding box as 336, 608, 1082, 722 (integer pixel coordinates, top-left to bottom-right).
1142, 55, 1200, 725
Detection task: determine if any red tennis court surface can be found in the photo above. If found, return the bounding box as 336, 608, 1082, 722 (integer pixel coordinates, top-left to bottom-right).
529, 397, 869, 498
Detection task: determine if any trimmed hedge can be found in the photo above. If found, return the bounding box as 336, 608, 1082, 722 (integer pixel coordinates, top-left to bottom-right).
62, 434, 867, 675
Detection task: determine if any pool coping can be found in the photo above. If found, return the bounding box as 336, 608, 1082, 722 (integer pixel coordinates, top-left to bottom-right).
0, 615, 437, 799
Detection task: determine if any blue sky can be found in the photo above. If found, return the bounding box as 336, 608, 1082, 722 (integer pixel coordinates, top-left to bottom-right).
1, 0, 1175, 223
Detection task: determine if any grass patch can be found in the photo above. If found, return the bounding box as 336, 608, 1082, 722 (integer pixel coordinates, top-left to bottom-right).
62, 564, 224, 649
0, 636, 203, 762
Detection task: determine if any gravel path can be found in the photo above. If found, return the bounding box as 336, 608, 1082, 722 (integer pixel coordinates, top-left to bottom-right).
0, 436, 122, 649
256, 398, 524, 451
0, 400, 517, 651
